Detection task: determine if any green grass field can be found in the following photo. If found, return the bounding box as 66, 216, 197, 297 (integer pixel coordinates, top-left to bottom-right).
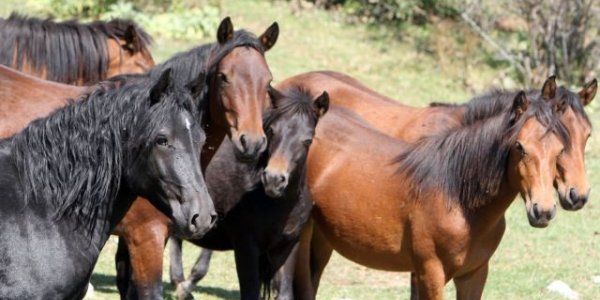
2, 0, 600, 299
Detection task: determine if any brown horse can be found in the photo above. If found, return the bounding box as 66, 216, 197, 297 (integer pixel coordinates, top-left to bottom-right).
277, 71, 596, 209
0, 13, 155, 85
274, 72, 595, 299
0, 65, 85, 137
289, 91, 569, 299
113, 17, 280, 299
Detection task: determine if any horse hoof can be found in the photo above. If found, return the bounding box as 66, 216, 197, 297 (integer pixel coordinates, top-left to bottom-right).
176, 282, 194, 300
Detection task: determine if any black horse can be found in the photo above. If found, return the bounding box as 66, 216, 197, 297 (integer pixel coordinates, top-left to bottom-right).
0, 69, 215, 299
168, 87, 329, 300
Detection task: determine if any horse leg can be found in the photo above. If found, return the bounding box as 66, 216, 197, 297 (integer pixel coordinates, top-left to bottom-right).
309, 222, 334, 293
115, 237, 137, 300
414, 260, 446, 300
169, 236, 185, 285
410, 272, 419, 300
292, 219, 316, 300
124, 226, 169, 300
454, 263, 489, 300
175, 248, 213, 300
234, 238, 261, 300
273, 242, 299, 300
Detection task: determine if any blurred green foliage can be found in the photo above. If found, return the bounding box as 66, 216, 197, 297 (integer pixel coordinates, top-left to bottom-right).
23, 0, 221, 40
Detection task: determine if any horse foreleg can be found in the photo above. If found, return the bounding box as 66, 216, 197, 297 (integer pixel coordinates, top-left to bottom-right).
115, 237, 136, 300
273, 242, 299, 300
454, 262, 489, 300
234, 238, 261, 300
292, 219, 316, 300
125, 225, 168, 300
169, 236, 185, 285
175, 248, 213, 300
410, 272, 419, 300
309, 222, 333, 294
414, 259, 446, 300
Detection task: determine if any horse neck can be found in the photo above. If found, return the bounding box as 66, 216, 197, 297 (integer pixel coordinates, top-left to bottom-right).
205, 138, 262, 214
468, 178, 520, 231
201, 85, 228, 171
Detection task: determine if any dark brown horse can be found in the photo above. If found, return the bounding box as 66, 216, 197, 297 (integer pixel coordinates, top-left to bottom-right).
113, 17, 280, 299
0, 13, 155, 85
166, 88, 328, 300
289, 91, 570, 299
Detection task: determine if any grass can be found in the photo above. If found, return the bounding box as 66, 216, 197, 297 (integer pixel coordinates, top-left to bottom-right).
2, 0, 600, 299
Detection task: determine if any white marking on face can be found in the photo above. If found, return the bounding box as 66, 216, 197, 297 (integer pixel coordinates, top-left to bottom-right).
184, 116, 192, 130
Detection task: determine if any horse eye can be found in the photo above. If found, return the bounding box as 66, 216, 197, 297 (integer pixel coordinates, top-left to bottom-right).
156, 136, 168, 146
515, 142, 526, 156
218, 72, 228, 83
303, 139, 313, 147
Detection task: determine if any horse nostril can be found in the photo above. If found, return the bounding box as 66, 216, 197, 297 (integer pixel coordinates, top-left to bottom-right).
210, 212, 218, 225
279, 174, 286, 184
191, 214, 199, 226
532, 203, 541, 219
240, 134, 247, 150
569, 188, 577, 203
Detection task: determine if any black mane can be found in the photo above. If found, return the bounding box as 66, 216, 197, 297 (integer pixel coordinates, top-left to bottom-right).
0, 13, 152, 84
149, 29, 265, 100
396, 98, 571, 209
7, 75, 197, 233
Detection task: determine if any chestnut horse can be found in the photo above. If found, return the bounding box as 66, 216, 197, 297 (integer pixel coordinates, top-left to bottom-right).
290, 90, 570, 299
114, 17, 280, 299
0, 13, 155, 85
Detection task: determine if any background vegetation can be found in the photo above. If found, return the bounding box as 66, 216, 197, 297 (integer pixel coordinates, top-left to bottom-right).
1, 0, 599, 299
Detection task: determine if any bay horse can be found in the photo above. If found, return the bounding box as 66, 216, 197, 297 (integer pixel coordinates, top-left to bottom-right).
0, 13, 155, 85
0, 68, 215, 299
0, 64, 85, 137
273, 72, 595, 299
166, 88, 329, 300
288, 90, 570, 299
113, 17, 280, 299
277, 71, 596, 210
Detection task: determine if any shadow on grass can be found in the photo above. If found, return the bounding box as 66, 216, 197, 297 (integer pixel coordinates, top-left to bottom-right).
90, 273, 239, 299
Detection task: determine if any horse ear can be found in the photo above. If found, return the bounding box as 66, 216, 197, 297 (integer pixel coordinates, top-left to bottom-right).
313, 91, 329, 117
268, 86, 284, 108
124, 25, 141, 52
149, 68, 172, 106
259, 22, 279, 51
185, 71, 207, 100
541, 75, 556, 101
512, 91, 528, 119
217, 17, 234, 44
578, 78, 597, 106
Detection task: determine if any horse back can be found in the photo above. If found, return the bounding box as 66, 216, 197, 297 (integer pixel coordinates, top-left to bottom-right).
0, 65, 85, 138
